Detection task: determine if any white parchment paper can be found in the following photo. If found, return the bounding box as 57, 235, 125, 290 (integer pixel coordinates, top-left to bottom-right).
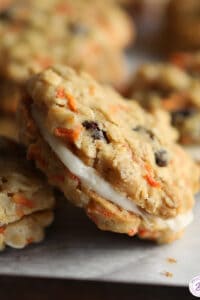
0, 193, 199, 287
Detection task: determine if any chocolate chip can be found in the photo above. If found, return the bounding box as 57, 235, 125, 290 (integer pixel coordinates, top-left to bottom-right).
0, 10, 11, 21
155, 149, 169, 167
82, 121, 109, 142
1, 177, 8, 183
171, 108, 196, 125
133, 126, 154, 139
68, 23, 89, 35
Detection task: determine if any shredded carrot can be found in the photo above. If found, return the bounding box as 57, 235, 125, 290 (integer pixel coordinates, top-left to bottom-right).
144, 163, 161, 188
54, 125, 82, 142
144, 174, 161, 188
138, 229, 149, 237
0, 226, 6, 234
56, 88, 78, 112
26, 237, 34, 244
56, 87, 66, 99
66, 93, 77, 112
139, 229, 158, 239
12, 193, 34, 209
87, 202, 113, 219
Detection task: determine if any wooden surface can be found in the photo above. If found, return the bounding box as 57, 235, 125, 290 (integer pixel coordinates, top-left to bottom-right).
0, 276, 194, 300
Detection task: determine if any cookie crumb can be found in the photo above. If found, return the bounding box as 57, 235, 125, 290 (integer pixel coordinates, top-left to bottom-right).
167, 257, 177, 264
161, 271, 173, 278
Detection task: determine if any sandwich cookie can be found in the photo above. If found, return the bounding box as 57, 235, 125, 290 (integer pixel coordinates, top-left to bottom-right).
19, 66, 199, 243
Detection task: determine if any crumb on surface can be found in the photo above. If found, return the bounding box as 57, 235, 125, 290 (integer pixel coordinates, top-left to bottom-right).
161, 271, 173, 278
167, 257, 177, 264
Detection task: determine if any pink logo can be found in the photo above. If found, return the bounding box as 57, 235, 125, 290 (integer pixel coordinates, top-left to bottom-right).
189, 275, 200, 297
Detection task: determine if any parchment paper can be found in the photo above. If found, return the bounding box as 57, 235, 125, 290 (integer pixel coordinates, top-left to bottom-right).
0, 193, 199, 287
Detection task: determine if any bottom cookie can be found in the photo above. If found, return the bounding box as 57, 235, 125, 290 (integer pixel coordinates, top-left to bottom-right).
0, 210, 54, 250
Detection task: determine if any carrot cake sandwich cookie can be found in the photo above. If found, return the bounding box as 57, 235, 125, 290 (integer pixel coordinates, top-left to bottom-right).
18, 66, 199, 244
0, 137, 55, 250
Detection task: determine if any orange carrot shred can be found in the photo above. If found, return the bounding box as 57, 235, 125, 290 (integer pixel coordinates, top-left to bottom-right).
54, 125, 82, 142
0, 226, 6, 234
26, 237, 34, 244
66, 93, 78, 112
144, 174, 161, 188
56, 88, 78, 112
56, 87, 66, 99
12, 193, 34, 209
144, 163, 160, 188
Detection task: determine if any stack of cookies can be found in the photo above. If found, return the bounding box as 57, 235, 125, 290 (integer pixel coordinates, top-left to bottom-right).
0, 0, 199, 251
0, 137, 55, 250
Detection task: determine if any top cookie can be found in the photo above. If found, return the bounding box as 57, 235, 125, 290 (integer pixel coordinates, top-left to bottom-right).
25, 65, 199, 221
0, 137, 55, 225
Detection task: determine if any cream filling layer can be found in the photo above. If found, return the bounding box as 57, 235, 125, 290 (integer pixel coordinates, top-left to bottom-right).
32, 107, 193, 232
184, 145, 200, 162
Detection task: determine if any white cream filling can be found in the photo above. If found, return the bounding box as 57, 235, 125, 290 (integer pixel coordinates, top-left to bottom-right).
184, 145, 200, 162
32, 107, 193, 232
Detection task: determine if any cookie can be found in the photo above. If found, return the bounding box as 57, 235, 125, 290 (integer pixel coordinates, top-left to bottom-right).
18, 65, 199, 243
166, 0, 200, 50
0, 0, 132, 114
5, 0, 134, 50
0, 210, 54, 250
0, 137, 55, 225
129, 62, 200, 145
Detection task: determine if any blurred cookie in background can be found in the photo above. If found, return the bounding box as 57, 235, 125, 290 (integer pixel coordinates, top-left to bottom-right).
129, 61, 200, 147
166, 0, 200, 51
0, 0, 134, 115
